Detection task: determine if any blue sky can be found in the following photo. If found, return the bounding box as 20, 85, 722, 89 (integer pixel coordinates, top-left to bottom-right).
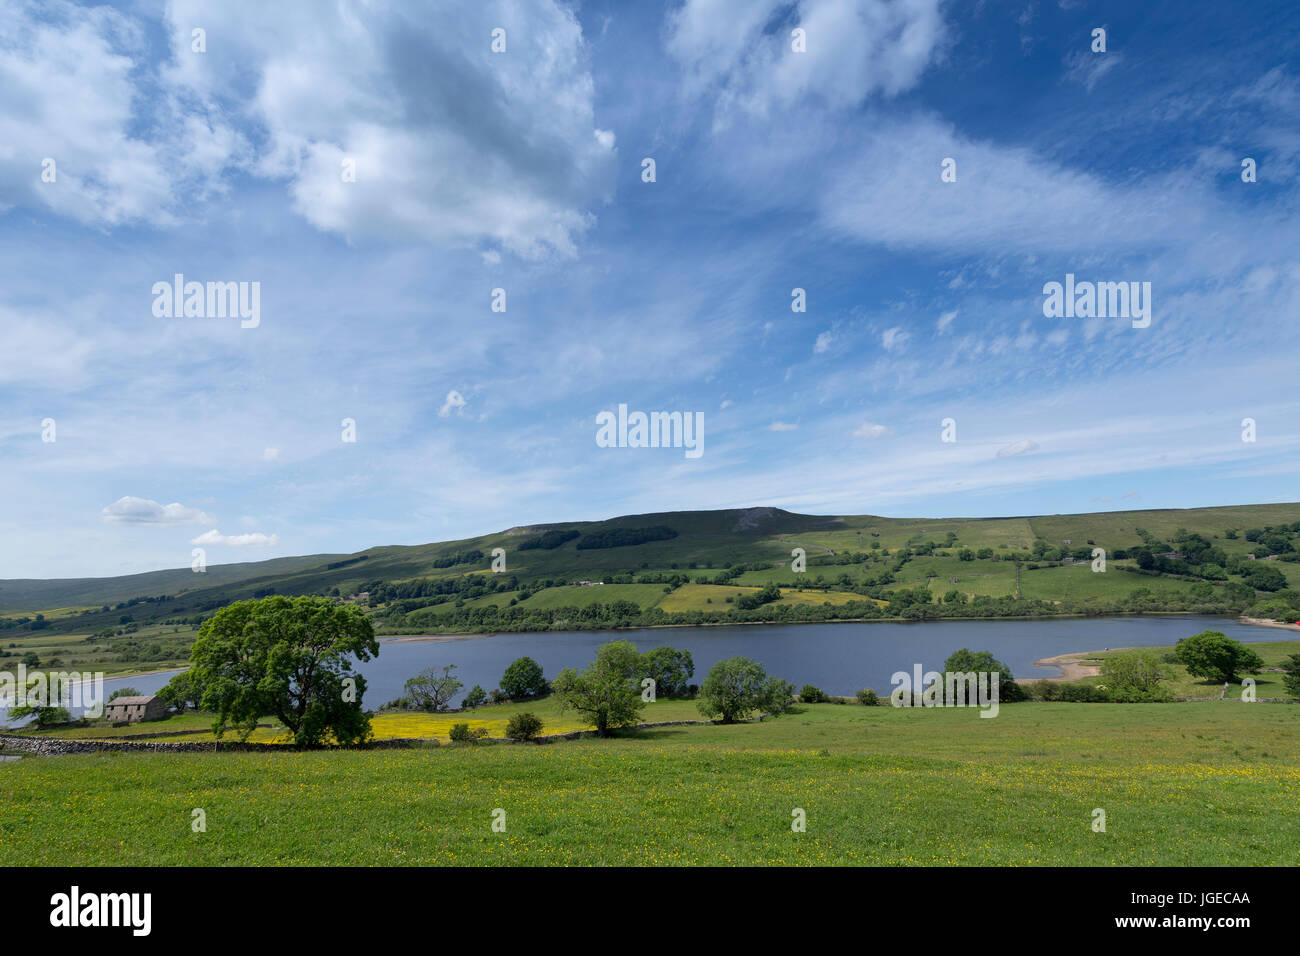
2, 0, 1298, 578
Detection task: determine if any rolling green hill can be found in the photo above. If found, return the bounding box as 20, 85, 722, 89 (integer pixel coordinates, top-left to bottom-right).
3, 503, 1300, 674
0, 552, 349, 612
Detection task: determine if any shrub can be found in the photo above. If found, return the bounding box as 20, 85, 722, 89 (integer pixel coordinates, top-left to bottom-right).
800, 684, 829, 703
1247, 599, 1300, 623
1058, 683, 1109, 703
448, 722, 489, 743
107, 687, 142, 702
1100, 650, 1172, 694
8, 704, 71, 728
505, 712, 544, 741
856, 687, 880, 706
761, 678, 797, 715
1027, 680, 1060, 701
1108, 686, 1173, 703
1282, 653, 1300, 699
462, 685, 487, 709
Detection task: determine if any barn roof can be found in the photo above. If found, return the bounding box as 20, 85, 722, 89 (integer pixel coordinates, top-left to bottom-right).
106, 695, 157, 706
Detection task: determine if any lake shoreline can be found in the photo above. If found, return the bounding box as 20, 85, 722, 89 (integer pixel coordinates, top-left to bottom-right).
91, 614, 1297, 684
1021, 651, 1104, 683
376, 609, 1244, 643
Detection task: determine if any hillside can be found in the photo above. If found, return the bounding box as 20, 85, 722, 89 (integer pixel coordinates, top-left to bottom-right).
4, 503, 1300, 674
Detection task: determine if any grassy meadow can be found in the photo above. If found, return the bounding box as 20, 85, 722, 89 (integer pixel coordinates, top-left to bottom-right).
1063, 638, 1300, 699
2, 699, 1297, 866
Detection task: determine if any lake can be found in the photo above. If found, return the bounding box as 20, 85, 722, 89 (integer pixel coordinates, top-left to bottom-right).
12, 614, 1291, 721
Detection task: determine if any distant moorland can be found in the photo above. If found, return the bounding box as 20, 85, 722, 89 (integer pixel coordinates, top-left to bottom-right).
4, 503, 1300, 677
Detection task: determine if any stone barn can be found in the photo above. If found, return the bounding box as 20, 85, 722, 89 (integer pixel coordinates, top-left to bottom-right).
104, 695, 168, 724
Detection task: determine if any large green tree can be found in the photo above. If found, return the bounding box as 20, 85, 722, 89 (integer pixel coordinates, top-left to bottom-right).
404, 665, 462, 712
640, 645, 694, 698
156, 669, 204, 713
697, 656, 786, 722
550, 640, 643, 735
1174, 630, 1265, 683
941, 648, 1027, 702
500, 656, 547, 699
190, 596, 378, 745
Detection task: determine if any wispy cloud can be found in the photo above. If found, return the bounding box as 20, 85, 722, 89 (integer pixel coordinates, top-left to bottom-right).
191, 529, 280, 548
101, 497, 213, 526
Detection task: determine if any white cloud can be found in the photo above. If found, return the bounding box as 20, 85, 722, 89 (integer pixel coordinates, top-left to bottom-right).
819, 114, 1215, 254
263, 448, 281, 461
853, 422, 890, 439
191, 529, 280, 547
439, 389, 468, 418
0, 1, 189, 227
936, 309, 957, 333
882, 327, 910, 351
768, 422, 799, 431
996, 439, 1039, 458
667, 0, 945, 120
101, 496, 213, 526
0, 0, 612, 256
164, 0, 615, 257
1064, 48, 1122, 93
814, 330, 834, 353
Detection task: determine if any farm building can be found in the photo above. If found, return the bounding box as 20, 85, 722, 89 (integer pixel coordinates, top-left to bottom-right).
104, 695, 168, 724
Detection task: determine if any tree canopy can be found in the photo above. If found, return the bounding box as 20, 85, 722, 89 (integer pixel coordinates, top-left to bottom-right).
640, 645, 694, 698
189, 595, 378, 745
500, 656, 547, 699
404, 665, 462, 712
550, 640, 644, 735
941, 648, 1027, 702
1100, 649, 1172, 694
697, 656, 791, 722
1174, 630, 1265, 683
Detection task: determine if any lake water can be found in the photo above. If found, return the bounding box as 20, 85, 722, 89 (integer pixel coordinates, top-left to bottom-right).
8, 615, 1290, 722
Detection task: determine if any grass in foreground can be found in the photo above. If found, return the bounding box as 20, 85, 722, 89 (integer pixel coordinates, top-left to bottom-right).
1, 702, 1297, 866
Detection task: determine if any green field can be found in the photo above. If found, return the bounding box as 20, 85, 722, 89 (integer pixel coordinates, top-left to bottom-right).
0, 622, 198, 677
658, 583, 872, 612
2, 700, 1296, 865
1064, 639, 1300, 700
